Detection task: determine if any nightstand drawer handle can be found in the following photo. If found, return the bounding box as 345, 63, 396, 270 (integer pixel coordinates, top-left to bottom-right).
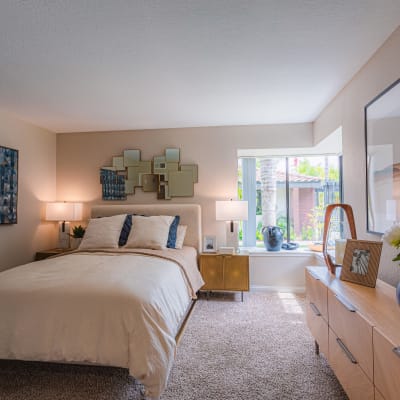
310, 302, 321, 316
392, 347, 400, 358
336, 338, 357, 364
335, 294, 356, 312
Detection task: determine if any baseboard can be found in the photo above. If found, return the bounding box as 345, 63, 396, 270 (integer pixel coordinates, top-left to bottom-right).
250, 285, 305, 293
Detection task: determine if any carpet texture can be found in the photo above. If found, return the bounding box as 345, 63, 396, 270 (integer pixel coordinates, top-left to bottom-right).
0, 292, 347, 400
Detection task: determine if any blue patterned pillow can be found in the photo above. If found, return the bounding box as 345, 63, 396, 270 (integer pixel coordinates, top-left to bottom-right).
118, 214, 132, 246
167, 215, 180, 248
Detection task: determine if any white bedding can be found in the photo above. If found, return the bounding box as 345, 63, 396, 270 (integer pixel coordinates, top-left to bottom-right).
0, 247, 204, 398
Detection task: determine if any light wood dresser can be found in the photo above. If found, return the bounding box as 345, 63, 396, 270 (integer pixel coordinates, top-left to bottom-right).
306, 266, 400, 400
199, 253, 249, 301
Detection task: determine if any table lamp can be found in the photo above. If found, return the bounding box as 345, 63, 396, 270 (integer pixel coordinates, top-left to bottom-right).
46, 202, 83, 248
216, 200, 248, 252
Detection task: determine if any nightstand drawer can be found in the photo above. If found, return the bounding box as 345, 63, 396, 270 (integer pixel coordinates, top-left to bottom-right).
223, 255, 249, 291
199, 254, 249, 293
200, 255, 224, 290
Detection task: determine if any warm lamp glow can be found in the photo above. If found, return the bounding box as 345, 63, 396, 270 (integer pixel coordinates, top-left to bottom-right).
45, 202, 83, 249
216, 200, 248, 250
46, 202, 82, 222
216, 200, 248, 221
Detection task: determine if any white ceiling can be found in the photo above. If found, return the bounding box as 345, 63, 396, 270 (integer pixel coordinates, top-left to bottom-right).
0, 1, 399, 133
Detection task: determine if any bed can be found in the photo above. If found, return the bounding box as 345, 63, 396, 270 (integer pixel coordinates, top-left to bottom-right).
0, 204, 204, 399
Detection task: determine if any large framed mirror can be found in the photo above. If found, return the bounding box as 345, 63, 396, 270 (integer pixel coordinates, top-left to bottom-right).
365, 78, 400, 234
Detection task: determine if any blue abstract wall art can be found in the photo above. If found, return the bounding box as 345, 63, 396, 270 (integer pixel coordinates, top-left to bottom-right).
0, 146, 18, 224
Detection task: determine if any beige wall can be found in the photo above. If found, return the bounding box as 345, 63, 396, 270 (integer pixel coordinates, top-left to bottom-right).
56, 26, 400, 285
0, 110, 58, 271
57, 123, 312, 247
313, 26, 400, 285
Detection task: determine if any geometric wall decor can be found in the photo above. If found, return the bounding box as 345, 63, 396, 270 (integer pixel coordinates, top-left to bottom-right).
100, 148, 198, 200
0, 145, 18, 224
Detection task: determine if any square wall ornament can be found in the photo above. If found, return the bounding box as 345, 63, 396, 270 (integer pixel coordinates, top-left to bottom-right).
166, 148, 180, 163
180, 164, 198, 183
166, 162, 179, 171
123, 150, 140, 167
168, 170, 194, 197
125, 180, 135, 194
127, 167, 140, 186
113, 156, 125, 171
142, 174, 159, 192
154, 156, 166, 170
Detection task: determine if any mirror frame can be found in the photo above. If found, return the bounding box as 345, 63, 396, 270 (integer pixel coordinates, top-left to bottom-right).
365, 78, 400, 234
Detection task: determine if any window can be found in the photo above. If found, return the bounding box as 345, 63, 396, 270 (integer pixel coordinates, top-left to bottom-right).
238, 155, 342, 248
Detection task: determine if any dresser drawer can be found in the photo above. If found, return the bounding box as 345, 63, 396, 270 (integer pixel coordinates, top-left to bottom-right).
328, 327, 374, 400
306, 301, 328, 357
328, 289, 373, 380
374, 328, 400, 400
305, 269, 328, 322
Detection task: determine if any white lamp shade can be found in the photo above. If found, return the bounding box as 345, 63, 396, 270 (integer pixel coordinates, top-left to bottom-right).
216, 200, 248, 221
46, 202, 83, 221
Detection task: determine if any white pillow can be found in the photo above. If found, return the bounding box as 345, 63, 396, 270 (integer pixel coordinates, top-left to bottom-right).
125, 215, 174, 250
79, 214, 127, 249
175, 225, 187, 249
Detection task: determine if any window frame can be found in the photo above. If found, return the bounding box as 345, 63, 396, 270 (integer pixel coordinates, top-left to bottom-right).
239, 154, 343, 247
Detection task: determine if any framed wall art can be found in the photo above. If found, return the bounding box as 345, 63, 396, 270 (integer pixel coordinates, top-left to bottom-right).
365, 78, 400, 234
340, 239, 383, 288
0, 145, 18, 224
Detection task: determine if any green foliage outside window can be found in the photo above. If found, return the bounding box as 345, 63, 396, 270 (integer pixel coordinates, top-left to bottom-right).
239, 155, 341, 245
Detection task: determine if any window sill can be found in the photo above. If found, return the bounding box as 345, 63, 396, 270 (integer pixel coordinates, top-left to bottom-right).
240, 247, 321, 257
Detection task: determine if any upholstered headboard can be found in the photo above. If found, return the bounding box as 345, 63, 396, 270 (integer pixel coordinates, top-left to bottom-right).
90, 204, 202, 252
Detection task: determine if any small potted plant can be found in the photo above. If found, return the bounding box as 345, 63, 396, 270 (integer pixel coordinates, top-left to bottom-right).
70, 225, 85, 249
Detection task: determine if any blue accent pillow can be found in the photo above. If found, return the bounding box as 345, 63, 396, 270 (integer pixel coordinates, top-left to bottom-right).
118, 214, 132, 246
167, 215, 180, 248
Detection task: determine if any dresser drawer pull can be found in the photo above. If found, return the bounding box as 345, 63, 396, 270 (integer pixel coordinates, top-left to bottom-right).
335, 294, 356, 312
336, 338, 357, 364
310, 302, 321, 316
392, 347, 400, 358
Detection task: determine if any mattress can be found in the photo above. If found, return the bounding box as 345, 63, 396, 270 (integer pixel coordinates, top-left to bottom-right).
0, 246, 204, 398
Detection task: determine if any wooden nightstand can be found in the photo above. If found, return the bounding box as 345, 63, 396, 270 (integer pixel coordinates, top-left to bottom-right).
35, 248, 73, 261
199, 253, 249, 301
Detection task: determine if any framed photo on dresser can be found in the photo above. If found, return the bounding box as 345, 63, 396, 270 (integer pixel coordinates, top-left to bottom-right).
203, 235, 217, 253
340, 239, 383, 288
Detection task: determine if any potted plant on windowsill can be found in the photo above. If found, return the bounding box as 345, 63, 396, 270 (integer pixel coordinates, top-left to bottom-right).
70, 225, 85, 249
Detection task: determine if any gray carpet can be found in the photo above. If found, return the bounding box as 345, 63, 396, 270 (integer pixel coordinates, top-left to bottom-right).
0, 292, 347, 400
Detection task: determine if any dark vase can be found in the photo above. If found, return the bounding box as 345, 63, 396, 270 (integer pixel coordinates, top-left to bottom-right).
396, 282, 400, 305
262, 226, 283, 251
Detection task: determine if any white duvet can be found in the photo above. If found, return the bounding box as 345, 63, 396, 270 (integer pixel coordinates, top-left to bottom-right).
0, 247, 204, 398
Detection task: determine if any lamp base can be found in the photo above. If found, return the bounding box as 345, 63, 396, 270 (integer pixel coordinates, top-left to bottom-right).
225, 221, 239, 250
58, 221, 70, 249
